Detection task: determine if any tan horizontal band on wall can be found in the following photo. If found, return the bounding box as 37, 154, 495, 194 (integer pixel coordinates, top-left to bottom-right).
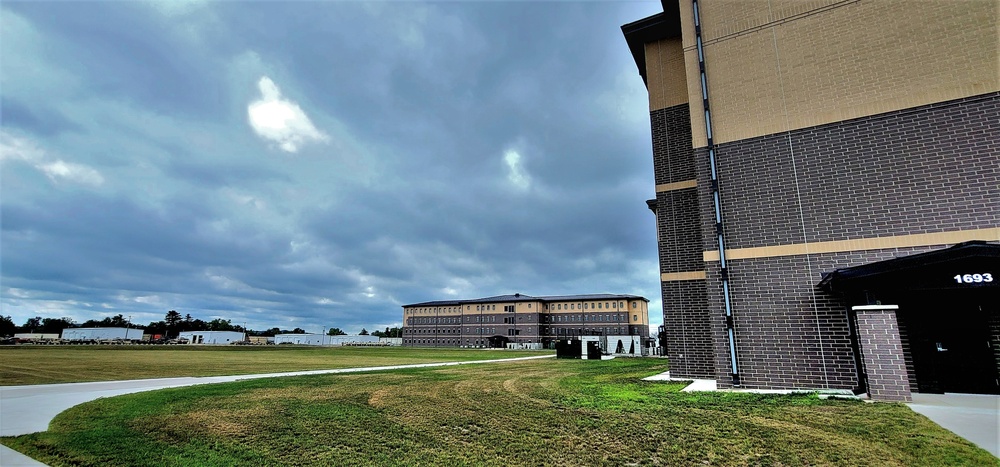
703, 228, 1000, 262
661, 271, 707, 281
655, 179, 698, 193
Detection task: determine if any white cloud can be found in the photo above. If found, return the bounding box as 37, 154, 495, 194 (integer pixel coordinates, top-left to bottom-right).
0, 131, 43, 163
247, 76, 328, 153
39, 160, 105, 186
0, 131, 104, 186
504, 149, 531, 191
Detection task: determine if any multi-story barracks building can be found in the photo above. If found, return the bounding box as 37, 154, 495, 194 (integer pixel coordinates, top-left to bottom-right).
402, 293, 650, 349
622, 1, 998, 400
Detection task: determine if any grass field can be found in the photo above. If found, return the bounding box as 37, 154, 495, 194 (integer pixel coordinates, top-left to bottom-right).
0, 346, 551, 386
2, 357, 995, 466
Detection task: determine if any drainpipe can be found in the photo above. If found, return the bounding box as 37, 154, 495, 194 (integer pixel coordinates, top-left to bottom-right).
692, 0, 741, 386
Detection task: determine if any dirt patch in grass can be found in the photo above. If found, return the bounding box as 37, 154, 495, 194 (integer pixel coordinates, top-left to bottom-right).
2, 358, 995, 466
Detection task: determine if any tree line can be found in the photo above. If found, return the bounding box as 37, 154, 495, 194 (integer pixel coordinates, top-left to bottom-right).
0, 311, 401, 339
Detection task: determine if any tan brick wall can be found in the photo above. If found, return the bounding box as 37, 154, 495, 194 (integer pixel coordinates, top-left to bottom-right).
646, 38, 689, 111
674, 0, 999, 147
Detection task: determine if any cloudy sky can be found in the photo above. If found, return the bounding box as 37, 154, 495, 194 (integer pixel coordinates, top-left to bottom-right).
1, 0, 663, 334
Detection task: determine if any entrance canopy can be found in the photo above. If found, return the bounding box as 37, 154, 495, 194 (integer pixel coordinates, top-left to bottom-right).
820, 241, 1000, 294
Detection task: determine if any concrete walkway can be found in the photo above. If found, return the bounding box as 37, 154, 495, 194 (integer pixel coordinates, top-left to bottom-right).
0, 355, 554, 465
644, 372, 999, 458
908, 393, 999, 458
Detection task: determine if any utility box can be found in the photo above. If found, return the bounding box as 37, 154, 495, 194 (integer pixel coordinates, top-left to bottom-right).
556, 338, 603, 360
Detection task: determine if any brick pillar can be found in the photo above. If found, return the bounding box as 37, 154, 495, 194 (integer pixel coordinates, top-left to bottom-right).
853, 305, 911, 402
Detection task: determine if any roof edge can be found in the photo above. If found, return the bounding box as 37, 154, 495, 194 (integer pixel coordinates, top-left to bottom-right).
621, 2, 682, 86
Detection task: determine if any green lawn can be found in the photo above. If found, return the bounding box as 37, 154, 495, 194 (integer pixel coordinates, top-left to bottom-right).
3, 358, 995, 466
0, 345, 550, 386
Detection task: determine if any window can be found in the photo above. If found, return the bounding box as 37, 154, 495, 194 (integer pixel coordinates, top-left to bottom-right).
633, 315, 638, 322
597, 303, 602, 309
632, 302, 637, 308
558, 304, 562, 310
571, 304, 575, 310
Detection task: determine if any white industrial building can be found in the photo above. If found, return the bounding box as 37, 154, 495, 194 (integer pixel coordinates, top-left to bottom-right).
273, 334, 381, 346
178, 331, 246, 344
13, 333, 59, 341
61, 327, 138, 341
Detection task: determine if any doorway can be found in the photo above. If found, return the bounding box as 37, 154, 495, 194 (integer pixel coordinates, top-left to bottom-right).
900, 289, 999, 394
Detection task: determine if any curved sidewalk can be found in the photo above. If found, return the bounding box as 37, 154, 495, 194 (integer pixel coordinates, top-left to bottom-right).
0, 355, 555, 465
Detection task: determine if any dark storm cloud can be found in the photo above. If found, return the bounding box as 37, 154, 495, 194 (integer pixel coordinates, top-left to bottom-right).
0, 97, 81, 136
164, 160, 293, 188
1, 1, 663, 332
2, 1, 233, 120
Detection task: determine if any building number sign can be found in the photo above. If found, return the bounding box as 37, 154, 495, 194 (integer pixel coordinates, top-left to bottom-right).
953, 273, 994, 284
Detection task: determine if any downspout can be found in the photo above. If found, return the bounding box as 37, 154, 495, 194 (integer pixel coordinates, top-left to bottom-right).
691, 0, 741, 386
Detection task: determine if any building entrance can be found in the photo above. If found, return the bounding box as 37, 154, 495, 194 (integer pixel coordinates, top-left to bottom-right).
822, 241, 1000, 397
900, 290, 999, 394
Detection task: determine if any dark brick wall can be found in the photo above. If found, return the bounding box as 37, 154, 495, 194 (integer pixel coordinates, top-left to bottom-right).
855, 308, 912, 401
403, 309, 649, 347
693, 93, 999, 389
651, 104, 696, 185
650, 103, 715, 378
661, 280, 714, 378
657, 189, 703, 273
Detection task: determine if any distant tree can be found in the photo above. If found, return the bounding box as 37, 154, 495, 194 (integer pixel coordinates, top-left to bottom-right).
327, 328, 347, 336
359, 328, 369, 336
165, 310, 182, 337
291, 328, 306, 334
372, 327, 401, 338
261, 327, 282, 337
145, 321, 167, 336
22, 317, 42, 333
0, 315, 15, 337
188, 319, 208, 332
40, 317, 75, 334
207, 319, 235, 331
372, 328, 403, 337
112, 314, 126, 327
165, 310, 182, 326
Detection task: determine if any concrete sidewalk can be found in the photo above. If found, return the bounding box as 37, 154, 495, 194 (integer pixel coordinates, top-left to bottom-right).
908, 393, 999, 458
644, 372, 999, 458
0, 354, 554, 465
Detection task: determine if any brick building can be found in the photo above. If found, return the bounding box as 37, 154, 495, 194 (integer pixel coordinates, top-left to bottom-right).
402, 293, 649, 349
622, 0, 998, 400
